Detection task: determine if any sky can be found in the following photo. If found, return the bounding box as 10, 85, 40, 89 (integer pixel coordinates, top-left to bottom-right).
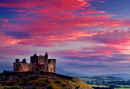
0, 0, 130, 75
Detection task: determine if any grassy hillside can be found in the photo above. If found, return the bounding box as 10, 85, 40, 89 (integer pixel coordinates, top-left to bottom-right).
0, 76, 93, 89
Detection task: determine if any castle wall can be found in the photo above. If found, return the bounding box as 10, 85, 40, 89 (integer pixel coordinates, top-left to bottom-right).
38, 56, 44, 64
19, 63, 30, 72
30, 54, 38, 64
14, 62, 37, 72
29, 64, 37, 71
37, 55, 48, 71
48, 59, 56, 73
2, 71, 83, 83
14, 53, 56, 73
14, 62, 20, 72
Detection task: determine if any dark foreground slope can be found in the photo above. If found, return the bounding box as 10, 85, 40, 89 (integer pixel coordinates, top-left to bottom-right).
0, 71, 93, 89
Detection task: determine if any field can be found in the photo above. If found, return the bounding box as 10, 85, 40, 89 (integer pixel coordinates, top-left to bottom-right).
117, 85, 130, 89
79, 76, 130, 89
116, 88, 130, 89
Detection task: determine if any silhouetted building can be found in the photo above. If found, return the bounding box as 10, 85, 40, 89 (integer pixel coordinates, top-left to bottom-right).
14, 52, 56, 73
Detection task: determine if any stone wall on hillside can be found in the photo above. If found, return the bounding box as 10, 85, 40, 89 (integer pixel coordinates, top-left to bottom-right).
2, 71, 83, 83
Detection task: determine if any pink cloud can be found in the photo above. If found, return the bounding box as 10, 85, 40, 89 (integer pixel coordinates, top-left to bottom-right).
98, 1, 105, 3
0, 0, 130, 59
80, 9, 105, 14
0, 18, 9, 22
0, 0, 91, 10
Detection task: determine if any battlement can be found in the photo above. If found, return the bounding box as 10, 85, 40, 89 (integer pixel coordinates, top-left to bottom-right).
14, 52, 56, 73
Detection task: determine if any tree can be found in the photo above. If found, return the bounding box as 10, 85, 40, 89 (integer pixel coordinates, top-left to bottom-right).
47, 85, 53, 89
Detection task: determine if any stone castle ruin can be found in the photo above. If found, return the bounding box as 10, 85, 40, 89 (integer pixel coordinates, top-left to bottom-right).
1, 52, 83, 84
14, 52, 56, 73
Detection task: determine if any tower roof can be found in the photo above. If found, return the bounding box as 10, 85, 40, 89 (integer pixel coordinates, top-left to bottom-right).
33, 53, 38, 57
22, 58, 26, 63
45, 52, 48, 59
45, 52, 48, 56
45, 52, 48, 55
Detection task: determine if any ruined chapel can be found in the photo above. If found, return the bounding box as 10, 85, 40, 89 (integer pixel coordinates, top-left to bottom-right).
14, 52, 56, 73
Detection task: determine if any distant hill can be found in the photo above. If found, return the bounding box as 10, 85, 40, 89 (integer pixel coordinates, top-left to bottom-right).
102, 73, 130, 79
56, 67, 87, 77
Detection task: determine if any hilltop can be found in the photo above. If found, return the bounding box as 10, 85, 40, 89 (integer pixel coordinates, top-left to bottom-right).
0, 71, 93, 89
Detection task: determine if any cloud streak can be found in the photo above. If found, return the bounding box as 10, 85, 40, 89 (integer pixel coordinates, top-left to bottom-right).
0, 0, 130, 75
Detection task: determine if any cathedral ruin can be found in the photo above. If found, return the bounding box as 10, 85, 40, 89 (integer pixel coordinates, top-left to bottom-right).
14, 52, 56, 73
1, 52, 82, 84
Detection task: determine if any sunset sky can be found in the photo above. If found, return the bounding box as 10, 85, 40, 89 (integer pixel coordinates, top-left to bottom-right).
0, 0, 130, 75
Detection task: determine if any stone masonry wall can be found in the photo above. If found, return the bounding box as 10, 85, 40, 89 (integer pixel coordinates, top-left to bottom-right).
48, 59, 56, 73
2, 71, 83, 83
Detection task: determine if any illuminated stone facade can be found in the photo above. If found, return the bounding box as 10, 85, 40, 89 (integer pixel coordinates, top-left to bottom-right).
14, 52, 56, 73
